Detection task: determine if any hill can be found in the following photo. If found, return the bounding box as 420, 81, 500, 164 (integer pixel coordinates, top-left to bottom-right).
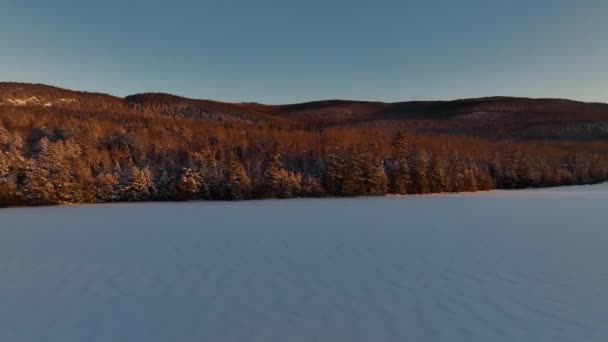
1, 82, 607, 206
2, 82, 608, 140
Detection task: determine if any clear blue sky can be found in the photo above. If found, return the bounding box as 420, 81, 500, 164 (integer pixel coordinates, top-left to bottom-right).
1, 0, 606, 104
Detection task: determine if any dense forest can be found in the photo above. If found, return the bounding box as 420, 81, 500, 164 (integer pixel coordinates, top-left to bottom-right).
1, 82, 608, 207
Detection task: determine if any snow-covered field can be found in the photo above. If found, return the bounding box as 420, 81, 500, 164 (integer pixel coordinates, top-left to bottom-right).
1, 184, 607, 342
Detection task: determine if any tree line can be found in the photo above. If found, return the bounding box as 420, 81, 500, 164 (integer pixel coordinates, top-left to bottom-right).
0, 105, 607, 207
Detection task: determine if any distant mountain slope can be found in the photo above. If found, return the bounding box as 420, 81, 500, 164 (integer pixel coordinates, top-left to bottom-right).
2, 82, 608, 140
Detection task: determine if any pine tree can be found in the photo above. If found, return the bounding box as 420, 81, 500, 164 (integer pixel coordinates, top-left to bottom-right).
390, 133, 411, 194
391, 158, 410, 194
392, 132, 409, 159
221, 151, 251, 200
177, 167, 202, 200
503, 149, 521, 189
489, 153, 504, 188
22, 159, 56, 205
367, 159, 389, 195
324, 147, 345, 195
341, 147, 365, 196
475, 163, 495, 191
261, 153, 301, 198
45, 140, 85, 203
124, 166, 155, 201
341, 147, 388, 196
428, 152, 447, 193
300, 175, 326, 197
94, 172, 120, 203
262, 153, 286, 197
154, 170, 177, 200
407, 146, 431, 194
462, 166, 478, 192
0, 151, 20, 206
200, 148, 221, 198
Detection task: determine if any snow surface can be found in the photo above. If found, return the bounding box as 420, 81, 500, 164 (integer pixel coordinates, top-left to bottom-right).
1, 184, 607, 342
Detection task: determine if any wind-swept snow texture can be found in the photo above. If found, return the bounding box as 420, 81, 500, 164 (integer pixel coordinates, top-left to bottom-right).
1, 184, 607, 342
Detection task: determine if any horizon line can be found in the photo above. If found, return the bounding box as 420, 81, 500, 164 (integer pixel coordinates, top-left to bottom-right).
1, 80, 605, 107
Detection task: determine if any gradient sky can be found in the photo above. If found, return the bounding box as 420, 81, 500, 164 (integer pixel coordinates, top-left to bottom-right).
1, 0, 607, 104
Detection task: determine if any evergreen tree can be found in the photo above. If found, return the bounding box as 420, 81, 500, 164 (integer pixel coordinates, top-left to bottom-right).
324, 147, 346, 195
342, 147, 388, 196
366, 159, 389, 195
341, 147, 365, 196
462, 166, 478, 192
407, 146, 431, 194
221, 151, 251, 200
22, 159, 56, 205
0, 151, 20, 206
428, 151, 447, 193
300, 175, 326, 197
392, 132, 409, 159
124, 166, 155, 201
154, 170, 177, 200
199, 148, 221, 198
390, 132, 411, 194
177, 167, 202, 200
261, 153, 301, 198
94, 172, 120, 203
503, 149, 521, 189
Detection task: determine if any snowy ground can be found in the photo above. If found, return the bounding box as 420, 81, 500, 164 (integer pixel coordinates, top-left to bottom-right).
1, 184, 607, 342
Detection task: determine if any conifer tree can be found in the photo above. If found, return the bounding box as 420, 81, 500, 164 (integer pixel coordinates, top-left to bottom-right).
0, 151, 20, 206
428, 152, 447, 193
391, 158, 410, 194
124, 166, 155, 201
177, 167, 202, 200
22, 159, 56, 205
390, 133, 411, 194
221, 150, 251, 200
407, 146, 431, 194
301, 175, 326, 197
154, 170, 177, 201
94, 172, 120, 203
324, 147, 345, 195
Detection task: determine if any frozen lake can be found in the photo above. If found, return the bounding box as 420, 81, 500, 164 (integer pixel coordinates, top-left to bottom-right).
1, 185, 607, 342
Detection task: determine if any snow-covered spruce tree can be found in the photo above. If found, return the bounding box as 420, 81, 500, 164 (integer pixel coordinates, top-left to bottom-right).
389, 132, 410, 195
488, 152, 504, 188
366, 158, 388, 195
392, 131, 409, 160
0, 151, 21, 206
445, 151, 464, 193
462, 166, 478, 192
22, 158, 56, 205
123, 166, 156, 201
341, 147, 365, 196
154, 170, 177, 201
261, 153, 301, 198
323, 147, 345, 195
502, 148, 521, 189
177, 167, 202, 200
428, 151, 447, 193
407, 146, 431, 194
94, 172, 120, 203
391, 158, 410, 195
195, 148, 222, 199
46, 139, 89, 204
220, 150, 251, 200
341, 146, 387, 196
300, 174, 326, 197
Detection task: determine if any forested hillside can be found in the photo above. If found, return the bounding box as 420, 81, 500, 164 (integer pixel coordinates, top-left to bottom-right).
1, 82, 608, 206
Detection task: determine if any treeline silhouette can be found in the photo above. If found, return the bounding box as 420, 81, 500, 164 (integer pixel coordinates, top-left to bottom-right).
1, 83, 608, 206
